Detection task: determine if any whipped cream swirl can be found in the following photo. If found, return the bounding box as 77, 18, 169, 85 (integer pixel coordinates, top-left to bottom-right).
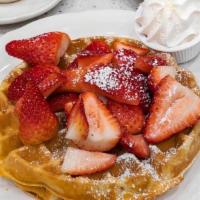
135, 0, 200, 48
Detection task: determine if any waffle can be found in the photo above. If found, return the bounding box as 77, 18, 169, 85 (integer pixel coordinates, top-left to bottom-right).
0, 37, 200, 200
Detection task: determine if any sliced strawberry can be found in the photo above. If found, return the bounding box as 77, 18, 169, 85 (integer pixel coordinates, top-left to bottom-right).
113, 41, 149, 56
15, 82, 58, 145
8, 66, 60, 100
83, 39, 111, 55
120, 134, 150, 159
78, 53, 113, 69
37, 73, 65, 97
148, 66, 176, 92
64, 101, 76, 115
144, 76, 200, 143
85, 65, 151, 106
65, 92, 121, 152
48, 93, 78, 112
61, 147, 116, 175
112, 48, 137, 67
7, 65, 61, 102
63, 62, 151, 106
68, 51, 113, 69
67, 98, 89, 143
61, 53, 113, 92
6, 32, 70, 66
68, 40, 111, 68
107, 100, 145, 134
63, 52, 151, 107
135, 55, 167, 73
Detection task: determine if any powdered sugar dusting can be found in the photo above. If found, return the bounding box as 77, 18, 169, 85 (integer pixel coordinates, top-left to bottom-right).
85, 65, 120, 90
117, 153, 140, 164
84, 64, 150, 103
141, 159, 160, 180
119, 168, 132, 180
165, 147, 177, 160
114, 49, 137, 67
117, 152, 160, 181
81, 177, 116, 199
149, 145, 161, 154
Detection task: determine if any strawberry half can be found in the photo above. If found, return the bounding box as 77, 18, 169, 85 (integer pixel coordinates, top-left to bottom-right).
66, 92, 121, 152
6, 32, 70, 66
144, 76, 200, 143
61, 147, 116, 175
7, 65, 61, 102
135, 55, 167, 73
107, 100, 145, 134
48, 93, 78, 113
148, 66, 176, 92
120, 134, 150, 159
15, 82, 58, 145
113, 41, 149, 56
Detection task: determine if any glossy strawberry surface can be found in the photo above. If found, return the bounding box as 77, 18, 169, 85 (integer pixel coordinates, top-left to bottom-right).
6, 32, 70, 66
15, 82, 58, 145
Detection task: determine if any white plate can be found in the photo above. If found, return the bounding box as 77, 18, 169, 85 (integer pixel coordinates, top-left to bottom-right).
0, 9, 200, 200
0, 0, 62, 25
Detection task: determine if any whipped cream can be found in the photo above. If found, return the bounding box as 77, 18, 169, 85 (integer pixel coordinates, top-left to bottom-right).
135, 0, 200, 48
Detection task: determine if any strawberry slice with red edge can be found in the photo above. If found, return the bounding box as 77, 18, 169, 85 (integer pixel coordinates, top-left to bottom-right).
15, 82, 58, 145
135, 55, 167, 73
107, 100, 145, 134
61, 147, 116, 175
68, 39, 111, 68
7, 65, 61, 102
6, 32, 70, 66
144, 76, 200, 143
64, 101, 77, 116
66, 92, 121, 152
120, 134, 150, 159
77, 53, 113, 69
66, 97, 89, 143
83, 39, 111, 55
148, 66, 176, 92
37, 73, 65, 97
113, 41, 149, 56
48, 93, 78, 113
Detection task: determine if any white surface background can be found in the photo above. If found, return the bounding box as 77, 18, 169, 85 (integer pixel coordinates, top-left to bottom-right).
0, 0, 141, 36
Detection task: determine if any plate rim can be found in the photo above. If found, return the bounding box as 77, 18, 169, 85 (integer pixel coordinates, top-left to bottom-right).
0, 0, 62, 25
0, 9, 135, 34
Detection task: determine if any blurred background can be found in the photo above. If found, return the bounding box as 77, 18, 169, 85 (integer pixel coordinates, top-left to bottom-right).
0, 0, 141, 36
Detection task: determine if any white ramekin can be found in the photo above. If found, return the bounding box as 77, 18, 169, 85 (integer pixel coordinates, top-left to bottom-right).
134, 22, 200, 64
